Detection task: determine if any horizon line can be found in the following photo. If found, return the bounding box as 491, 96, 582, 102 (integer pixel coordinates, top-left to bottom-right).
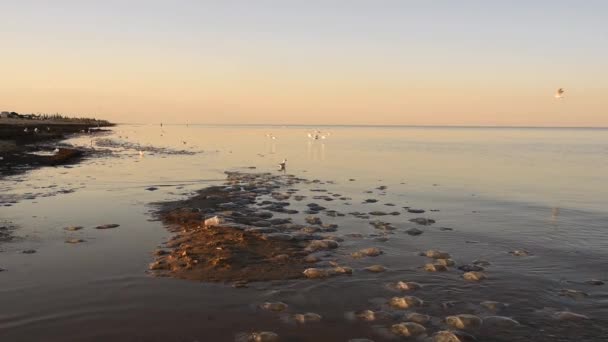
114, 123, 608, 129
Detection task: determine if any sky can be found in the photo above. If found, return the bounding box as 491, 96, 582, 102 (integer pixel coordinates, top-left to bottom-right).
1, 0, 607, 126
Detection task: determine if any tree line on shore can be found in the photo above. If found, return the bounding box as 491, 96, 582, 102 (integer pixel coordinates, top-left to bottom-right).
1, 111, 112, 126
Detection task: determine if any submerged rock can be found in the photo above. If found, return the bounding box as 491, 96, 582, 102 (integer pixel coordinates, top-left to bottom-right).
95, 224, 120, 229
458, 264, 485, 272
425, 263, 448, 272
509, 249, 531, 256
394, 281, 422, 291
406, 312, 431, 324
559, 289, 589, 300
247, 331, 279, 342
352, 247, 383, 258
406, 228, 423, 236
303, 268, 329, 279
260, 302, 288, 312
65, 238, 85, 244
585, 279, 605, 286
364, 265, 387, 273
391, 322, 427, 337
483, 316, 519, 328
432, 330, 476, 342
64, 226, 83, 231
435, 258, 455, 267
424, 250, 451, 259
554, 311, 589, 321
409, 218, 436, 226
480, 301, 508, 312
389, 296, 424, 309
22, 249, 37, 254
355, 309, 377, 321
446, 314, 483, 330
294, 312, 322, 323
463, 271, 486, 282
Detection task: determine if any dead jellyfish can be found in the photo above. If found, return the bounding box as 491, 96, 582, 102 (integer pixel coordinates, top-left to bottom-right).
391, 322, 427, 337
463, 271, 486, 282
445, 314, 483, 330
364, 265, 387, 273
435, 258, 455, 267
424, 250, 451, 259
559, 289, 589, 300
406, 312, 431, 324
248, 331, 279, 342
389, 296, 424, 309
395, 281, 422, 291
480, 301, 508, 312
294, 312, 322, 323
554, 311, 589, 321
261, 302, 288, 312
425, 263, 448, 272
483, 316, 520, 328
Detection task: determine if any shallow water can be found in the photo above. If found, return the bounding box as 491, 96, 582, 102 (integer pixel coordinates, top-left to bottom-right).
1, 125, 607, 341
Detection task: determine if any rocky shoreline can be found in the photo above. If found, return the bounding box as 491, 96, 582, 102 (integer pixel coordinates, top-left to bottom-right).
0, 120, 112, 177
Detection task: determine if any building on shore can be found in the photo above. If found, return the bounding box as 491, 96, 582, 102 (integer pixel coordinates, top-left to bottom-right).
0, 111, 11, 118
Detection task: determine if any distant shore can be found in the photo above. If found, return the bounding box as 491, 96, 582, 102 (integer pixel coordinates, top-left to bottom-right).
0, 117, 114, 177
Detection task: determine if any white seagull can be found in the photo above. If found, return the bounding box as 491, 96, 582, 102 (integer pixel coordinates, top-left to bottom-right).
278, 158, 287, 171
554, 88, 565, 99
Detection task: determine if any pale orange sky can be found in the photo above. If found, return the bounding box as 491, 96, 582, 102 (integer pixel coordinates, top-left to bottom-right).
1, 1, 607, 126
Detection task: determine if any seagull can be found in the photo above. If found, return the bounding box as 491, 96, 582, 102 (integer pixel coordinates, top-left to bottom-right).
139, 151, 144, 157
555, 88, 565, 99
24, 128, 29, 133
278, 158, 287, 171
53, 148, 60, 153
34, 128, 39, 134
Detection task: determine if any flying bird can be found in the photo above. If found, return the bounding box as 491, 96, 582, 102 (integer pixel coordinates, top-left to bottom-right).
554, 88, 565, 99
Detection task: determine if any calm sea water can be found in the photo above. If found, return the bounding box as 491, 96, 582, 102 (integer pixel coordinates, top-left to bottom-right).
1, 125, 607, 341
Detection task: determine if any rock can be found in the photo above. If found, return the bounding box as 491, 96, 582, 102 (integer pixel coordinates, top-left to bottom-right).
585, 279, 605, 285
95, 224, 120, 229
352, 247, 383, 258
364, 199, 378, 203
446, 314, 483, 330
261, 302, 288, 312
439, 227, 454, 231
305, 216, 323, 225
364, 265, 387, 273
391, 322, 427, 337
424, 263, 448, 272
348, 339, 374, 342
369, 211, 388, 216
389, 296, 423, 309
22, 249, 37, 254
233, 281, 249, 288
407, 209, 425, 214
304, 255, 320, 263
432, 330, 476, 342
248, 331, 279, 342
64, 226, 83, 231
472, 259, 490, 266
330, 266, 353, 275
303, 268, 329, 279
306, 239, 339, 251
554, 311, 589, 321
395, 281, 422, 291
458, 264, 484, 272
294, 312, 322, 323
483, 316, 519, 328
406, 228, 423, 236
146, 187, 158, 191
355, 310, 376, 321
480, 301, 508, 312
65, 238, 84, 244
559, 289, 589, 300
463, 271, 486, 282
424, 250, 451, 259
435, 258, 455, 267
406, 312, 431, 324
409, 218, 436, 225
148, 261, 165, 270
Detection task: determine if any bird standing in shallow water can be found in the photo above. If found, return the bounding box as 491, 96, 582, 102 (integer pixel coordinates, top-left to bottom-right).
278, 158, 287, 171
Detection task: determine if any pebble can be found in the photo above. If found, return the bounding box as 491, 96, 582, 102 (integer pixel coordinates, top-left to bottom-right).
407, 209, 425, 214
391, 322, 427, 337
409, 218, 436, 225
509, 249, 531, 256
348, 339, 374, 342
458, 264, 485, 272
148, 261, 165, 270
435, 258, 455, 267
586, 279, 604, 285
364, 265, 387, 273
261, 302, 288, 312
305, 216, 322, 225
355, 309, 376, 321
65, 238, 85, 244
306, 239, 339, 251
480, 301, 508, 312
294, 312, 322, 323
389, 296, 423, 309
432, 330, 474, 342
463, 271, 486, 282
64, 226, 83, 231
445, 314, 483, 330
22, 249, 37, 254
